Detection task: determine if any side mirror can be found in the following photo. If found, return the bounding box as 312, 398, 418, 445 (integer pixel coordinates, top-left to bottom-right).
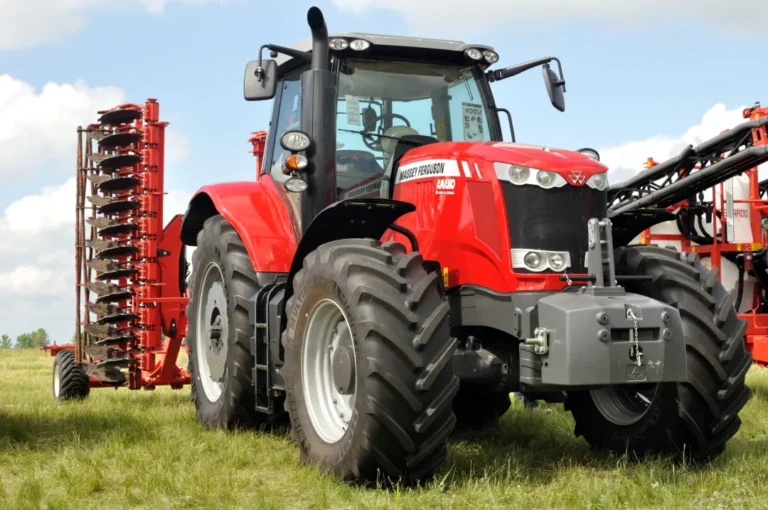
542, 63, 565, 112
244, 59, 278, 101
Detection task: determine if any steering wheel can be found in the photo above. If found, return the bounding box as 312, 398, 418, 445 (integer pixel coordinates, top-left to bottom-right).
363, 113, 412, 151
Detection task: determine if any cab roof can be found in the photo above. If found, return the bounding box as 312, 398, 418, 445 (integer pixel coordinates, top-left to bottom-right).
275, 32, 496, 69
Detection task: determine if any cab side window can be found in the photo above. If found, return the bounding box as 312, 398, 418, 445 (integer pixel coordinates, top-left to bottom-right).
269, 70, 303, 181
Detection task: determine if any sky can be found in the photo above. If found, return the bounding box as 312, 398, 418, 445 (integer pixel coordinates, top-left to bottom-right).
0, 0, 766, 342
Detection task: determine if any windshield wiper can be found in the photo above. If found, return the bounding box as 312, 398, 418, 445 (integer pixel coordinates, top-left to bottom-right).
338, 128, 423, 146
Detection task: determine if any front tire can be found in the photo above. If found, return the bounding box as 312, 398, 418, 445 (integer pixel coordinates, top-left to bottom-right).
53, 350, 90, 403
282, 239, 458, 485
187, 215, 265, 429
566, 245, 752, 462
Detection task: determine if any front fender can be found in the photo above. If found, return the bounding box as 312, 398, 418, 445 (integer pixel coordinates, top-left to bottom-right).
181, 176, 298, 273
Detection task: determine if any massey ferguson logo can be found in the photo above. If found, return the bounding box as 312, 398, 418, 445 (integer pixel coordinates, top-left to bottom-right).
568, 171, 585, 185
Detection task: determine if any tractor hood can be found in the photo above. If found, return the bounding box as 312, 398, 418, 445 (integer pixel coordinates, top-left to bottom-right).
400, 141, 609, 181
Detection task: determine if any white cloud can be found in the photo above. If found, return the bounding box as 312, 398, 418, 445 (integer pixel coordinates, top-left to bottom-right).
599, 103, 748, 184
0, 75, 125, 177
0, 74, 193, 179
0, 0, 225, 50
331, 0, 768, 32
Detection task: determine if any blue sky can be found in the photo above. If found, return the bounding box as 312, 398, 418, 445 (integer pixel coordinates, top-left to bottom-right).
0, 0, 765, 342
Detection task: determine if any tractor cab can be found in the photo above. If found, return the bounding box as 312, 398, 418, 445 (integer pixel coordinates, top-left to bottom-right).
245, 22, 568, 229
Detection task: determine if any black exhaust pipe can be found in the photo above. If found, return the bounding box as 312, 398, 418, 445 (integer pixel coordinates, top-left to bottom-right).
300, 6, 336, 233
307, 7, 329, 71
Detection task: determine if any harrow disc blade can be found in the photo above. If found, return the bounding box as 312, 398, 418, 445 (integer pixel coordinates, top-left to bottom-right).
95, 244, 139, 259
87, 195, 115, 208
84, 323, 112, 338
85, 365, 126, 385
95, 312, 138, 325
96, 357, 136, 369
84, 345, 126, 361
97, 267, 138, 281
98, 223, 139, 237
86, 217, 119, 230
96, 289, 134, 303
99, 108, 142, 127
86, 280, 117, 295
98, 132, 142, 150
87, 301, 120, 316
96, 175, 140, 193
94, 334, 137, 346
95, 153, 142, 172
97, 199, 140, 215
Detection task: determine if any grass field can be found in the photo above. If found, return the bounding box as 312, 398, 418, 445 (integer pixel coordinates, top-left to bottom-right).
1, 349, 768, 510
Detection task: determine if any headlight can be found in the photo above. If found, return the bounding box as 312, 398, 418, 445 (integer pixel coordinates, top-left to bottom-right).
549, 253, 566, 271
465, 48, 483, 60
280, 130, 311, 152
508, 165, 530, 184
512, 249, 571, 272
524, 251, 542, 269
349, 39, 371, 51
483, 50, 499, 64
586, 172, 608, 191
536, 170, 556, 188
284, 175, 308, 193
329, 38, 349, 50
577, 148, 601, 161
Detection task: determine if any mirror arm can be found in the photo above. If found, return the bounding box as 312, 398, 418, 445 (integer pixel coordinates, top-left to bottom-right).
487, 56, 566, 88
255, 45, 268, 81
265, 44, 312, 64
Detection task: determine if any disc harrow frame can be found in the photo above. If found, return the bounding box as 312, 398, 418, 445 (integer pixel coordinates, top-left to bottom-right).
48, 99, 190, 391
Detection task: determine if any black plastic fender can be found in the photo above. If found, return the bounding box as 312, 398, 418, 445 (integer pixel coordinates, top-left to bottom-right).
280, 197, 415, 329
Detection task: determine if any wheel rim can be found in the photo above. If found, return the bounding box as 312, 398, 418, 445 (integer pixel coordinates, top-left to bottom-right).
195, 261, 229, 403
53, 364, 61, 398
301, 299, 357, 444
590, 383, 658, 426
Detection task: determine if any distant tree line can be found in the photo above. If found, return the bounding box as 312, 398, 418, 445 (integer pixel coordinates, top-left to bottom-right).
0, 329, 50, 349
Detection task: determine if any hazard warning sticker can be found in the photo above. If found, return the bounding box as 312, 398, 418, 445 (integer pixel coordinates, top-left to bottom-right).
395, 160, 460, 184
462, 102, 484, 141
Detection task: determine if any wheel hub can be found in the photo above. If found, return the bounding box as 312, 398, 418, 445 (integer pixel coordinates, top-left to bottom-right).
196, 262, 228, 402
332, 345, 354, 395
302, 299, 357, 444
590, 383, 658, 426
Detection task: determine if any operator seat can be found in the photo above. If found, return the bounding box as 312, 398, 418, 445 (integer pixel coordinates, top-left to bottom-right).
379, 134, 439, 198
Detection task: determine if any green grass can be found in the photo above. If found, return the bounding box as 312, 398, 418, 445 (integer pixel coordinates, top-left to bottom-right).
2, 350, 768, 509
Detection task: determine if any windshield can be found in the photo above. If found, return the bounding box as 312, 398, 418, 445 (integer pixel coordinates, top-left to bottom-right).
335, 59, 495, 197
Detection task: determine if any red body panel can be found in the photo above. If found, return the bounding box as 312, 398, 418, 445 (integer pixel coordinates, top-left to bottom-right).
193, 173, 298, 273
381, 141, 608, 293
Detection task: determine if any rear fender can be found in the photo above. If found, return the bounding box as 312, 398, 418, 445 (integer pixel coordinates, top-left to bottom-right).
180, 177, 298, 273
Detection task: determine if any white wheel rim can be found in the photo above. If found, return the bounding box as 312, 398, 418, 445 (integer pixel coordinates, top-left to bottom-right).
196, 262, 228, 403
53, 364, 61, 398
301, 299, 357, 444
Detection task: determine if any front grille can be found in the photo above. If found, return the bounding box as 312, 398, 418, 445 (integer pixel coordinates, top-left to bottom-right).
500, 182, 608, 273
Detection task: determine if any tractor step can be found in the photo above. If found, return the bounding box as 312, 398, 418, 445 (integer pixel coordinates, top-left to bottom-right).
84, 345, 126, 361
98, 132, 142, 149
86, 364, 127, 385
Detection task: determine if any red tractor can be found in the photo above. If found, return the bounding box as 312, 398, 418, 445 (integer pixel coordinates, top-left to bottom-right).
54, 6, 763, 486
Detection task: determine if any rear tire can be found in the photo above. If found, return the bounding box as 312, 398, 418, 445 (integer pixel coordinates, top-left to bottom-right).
566, 245, 751, 462
53, 350, 90, 403
282, 239, 458, 485
187, 215, 267, 429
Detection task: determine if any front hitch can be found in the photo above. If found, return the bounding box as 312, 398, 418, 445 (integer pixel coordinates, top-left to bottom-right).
520, 217, 688, 390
